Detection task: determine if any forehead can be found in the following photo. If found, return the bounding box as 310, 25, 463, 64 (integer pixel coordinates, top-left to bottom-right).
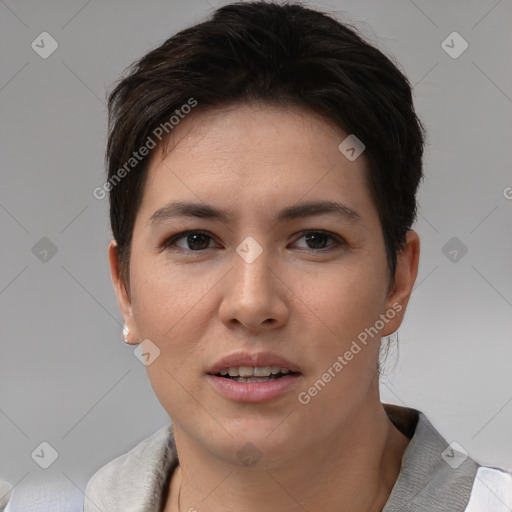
137, 103, 377, 226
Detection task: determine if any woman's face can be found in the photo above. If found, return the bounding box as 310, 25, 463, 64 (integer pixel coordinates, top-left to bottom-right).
110, 103, 416, 466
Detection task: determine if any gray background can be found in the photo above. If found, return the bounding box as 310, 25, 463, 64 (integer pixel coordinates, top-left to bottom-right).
1, 0, 511, 502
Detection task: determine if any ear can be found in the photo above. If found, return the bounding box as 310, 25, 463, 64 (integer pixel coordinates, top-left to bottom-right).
381, 230, 420, 336
108, 239, 140, 345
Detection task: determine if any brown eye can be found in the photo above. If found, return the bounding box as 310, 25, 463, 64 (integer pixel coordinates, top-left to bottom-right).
293, 231, 343, 251
164, 231, 215, 251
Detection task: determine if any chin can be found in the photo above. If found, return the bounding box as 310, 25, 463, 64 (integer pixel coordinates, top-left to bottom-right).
216, 417, 300, 465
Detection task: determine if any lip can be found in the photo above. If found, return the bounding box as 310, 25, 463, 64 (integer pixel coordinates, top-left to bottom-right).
206, 350, 301, 375
206, 351, 302, 403
206, 373, 302, 403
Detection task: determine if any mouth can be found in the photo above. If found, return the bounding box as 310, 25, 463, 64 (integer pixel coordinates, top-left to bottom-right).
206, 366, 302, 402
206, 352, 302, 402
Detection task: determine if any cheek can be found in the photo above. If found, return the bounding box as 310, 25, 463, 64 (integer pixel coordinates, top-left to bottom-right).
294, 265, 385, 426
293, 258, 387, 342
290, 258, 388, 408
129, 258, 214, 415
130, 251, 214, 338
128, 254, 226, 395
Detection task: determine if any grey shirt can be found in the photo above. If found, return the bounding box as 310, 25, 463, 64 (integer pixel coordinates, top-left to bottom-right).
82, 403, 512, 512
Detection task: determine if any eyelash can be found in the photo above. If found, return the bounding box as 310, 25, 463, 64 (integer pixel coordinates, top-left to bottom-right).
162, 230, 345, 253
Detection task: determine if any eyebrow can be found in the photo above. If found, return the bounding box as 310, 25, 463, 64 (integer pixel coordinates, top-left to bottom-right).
147, 200, 362, 227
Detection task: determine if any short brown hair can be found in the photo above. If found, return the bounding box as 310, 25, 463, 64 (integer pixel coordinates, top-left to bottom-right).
105, 1, 425, 289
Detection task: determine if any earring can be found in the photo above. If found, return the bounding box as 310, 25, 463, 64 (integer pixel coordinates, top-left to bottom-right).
122, 325, 130, 344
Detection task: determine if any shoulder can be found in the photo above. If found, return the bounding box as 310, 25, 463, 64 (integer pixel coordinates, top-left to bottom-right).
383, 404, 512, 511
84, 423, 176, 512
3, 425, 176, 512
465, 465, 512, 511
414, 410, 512, 510
4, 479, 85, 512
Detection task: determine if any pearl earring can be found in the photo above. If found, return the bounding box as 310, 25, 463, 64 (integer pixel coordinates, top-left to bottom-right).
122, 325, 130, 344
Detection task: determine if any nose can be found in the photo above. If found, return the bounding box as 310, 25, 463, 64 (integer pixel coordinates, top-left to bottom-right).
218, 242, 289, 332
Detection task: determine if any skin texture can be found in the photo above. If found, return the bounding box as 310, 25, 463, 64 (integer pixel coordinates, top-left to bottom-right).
109, 103, 420, 512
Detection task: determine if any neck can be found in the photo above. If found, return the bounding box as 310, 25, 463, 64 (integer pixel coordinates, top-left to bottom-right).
169, 402, 410, 512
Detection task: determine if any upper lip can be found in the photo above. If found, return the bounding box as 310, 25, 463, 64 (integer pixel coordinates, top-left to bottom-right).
207, 351, 301, 375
